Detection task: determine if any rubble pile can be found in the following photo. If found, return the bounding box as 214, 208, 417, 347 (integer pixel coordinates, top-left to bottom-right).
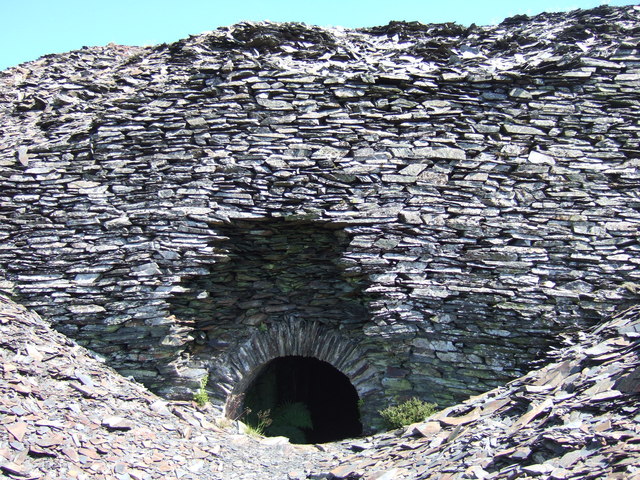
0, 295, 344, 480
329, 305, 640, 479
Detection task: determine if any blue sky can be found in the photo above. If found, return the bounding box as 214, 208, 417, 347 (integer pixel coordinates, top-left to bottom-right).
1, 0, 636, 70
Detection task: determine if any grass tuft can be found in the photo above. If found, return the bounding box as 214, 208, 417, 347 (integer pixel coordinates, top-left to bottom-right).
379, 397, 437, 430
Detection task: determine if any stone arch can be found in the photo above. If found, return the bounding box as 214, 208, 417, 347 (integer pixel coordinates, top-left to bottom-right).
208, 316, 380, 431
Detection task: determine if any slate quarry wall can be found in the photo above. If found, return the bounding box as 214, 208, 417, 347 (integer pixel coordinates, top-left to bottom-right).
0, 6, 639, 430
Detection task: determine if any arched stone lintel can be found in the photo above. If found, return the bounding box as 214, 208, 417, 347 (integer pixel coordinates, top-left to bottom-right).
209, 317, 379, 418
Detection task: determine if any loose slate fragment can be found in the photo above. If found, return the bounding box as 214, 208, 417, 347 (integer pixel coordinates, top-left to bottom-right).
28, 445, 57, 458
329, 463, 360, 479
439, 408, 481, 427
101, 416, 134, 431
367, 468, 399, 480
25, 345, 43, 362
6, 422, 28, 442
614, 366, 640, 394
0, 461, 32, 477
35, 434, 64, 448
8, 383, 32, 395
16, 147, 29, 167
69, 382, 97, 398
408, 422, 441, 437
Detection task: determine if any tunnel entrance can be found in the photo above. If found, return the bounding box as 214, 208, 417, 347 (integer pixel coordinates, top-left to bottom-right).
242, 356, 363, 444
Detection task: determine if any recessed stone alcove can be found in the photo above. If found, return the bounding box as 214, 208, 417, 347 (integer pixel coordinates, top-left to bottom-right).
167, 219, 384, 432
168, 219, 370, 334
218, 317, 378, 433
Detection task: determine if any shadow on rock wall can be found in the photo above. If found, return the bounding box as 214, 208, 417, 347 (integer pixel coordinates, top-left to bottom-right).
168, 219, 372, 354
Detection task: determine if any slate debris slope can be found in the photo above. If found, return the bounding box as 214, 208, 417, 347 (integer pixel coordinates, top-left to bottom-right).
1, 297, 639, 480
0, 295, 346, 480
326, 305, 640, 480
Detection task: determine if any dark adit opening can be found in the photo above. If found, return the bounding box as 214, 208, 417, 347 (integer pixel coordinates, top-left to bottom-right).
242, 356, 362, 444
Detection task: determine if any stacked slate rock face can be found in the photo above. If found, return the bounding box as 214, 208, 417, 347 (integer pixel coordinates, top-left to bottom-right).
0, 5, 639, 429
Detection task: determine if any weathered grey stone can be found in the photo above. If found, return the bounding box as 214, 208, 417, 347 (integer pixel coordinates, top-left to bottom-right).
503, 124, 545, 135
416, 147, 466, 160
528, 150, 555, 165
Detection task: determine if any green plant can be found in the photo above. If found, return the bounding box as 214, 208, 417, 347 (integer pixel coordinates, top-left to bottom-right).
378, 397, 437, 430
243, 401, 313, 443
271, 402, 313, 429
245, 409, 272, 437
193, 375, 210, 406
240, 362, 314, 443
244, 424, 264, 438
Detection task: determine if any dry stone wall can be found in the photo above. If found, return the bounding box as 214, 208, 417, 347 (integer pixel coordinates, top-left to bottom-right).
1, 5, 639, 430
